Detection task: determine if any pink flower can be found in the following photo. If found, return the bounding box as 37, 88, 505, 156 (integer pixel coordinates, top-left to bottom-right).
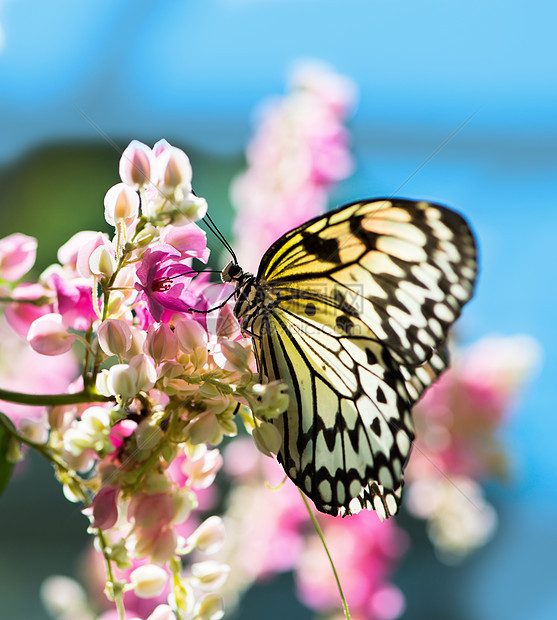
57, 231, 102, 276
0, 233, 37, 281
231, 62, 356, 272
160, 223, 210, 263
48, 272, 97, 331
134, 244, 198, 322
27, 313, 76, 356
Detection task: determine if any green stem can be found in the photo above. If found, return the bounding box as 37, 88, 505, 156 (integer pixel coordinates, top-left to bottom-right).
299, 489, 351, 620
0, 388, 112, 407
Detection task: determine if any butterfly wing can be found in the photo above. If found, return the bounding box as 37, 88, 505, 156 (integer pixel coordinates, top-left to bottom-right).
245, 198, 477, 516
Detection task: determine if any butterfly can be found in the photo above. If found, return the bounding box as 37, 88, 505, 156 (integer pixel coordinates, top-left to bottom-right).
221, 198, 477, 519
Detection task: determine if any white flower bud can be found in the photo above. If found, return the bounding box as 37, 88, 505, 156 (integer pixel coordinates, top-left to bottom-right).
191, 561, 230, 591
119, 141, 154, 189
252, 421, 282, 457
172, 194, 208, 226
186, 413, 221, 446
146, 605, 176, 620
106, 363, 138, 399
171, 488, 197, 525
63, 406, 112, 457
156, 147, 193, 192
40, 575, 88, 617
135, 418, 163, 451
187, 516, 225, 555
89, 244, 116, 278
97, 319, 133, 356
213, 339, 253, 372
96, 369, 111, 397
175, 319, 207, 354
19, 418, 48, 444
129, 354, 158, 392
104, 182, 140, 225
129, 564, 168, 599
193, 594, 224, 620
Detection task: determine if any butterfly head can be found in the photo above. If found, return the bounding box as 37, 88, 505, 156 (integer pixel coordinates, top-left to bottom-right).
221, 261, 253, 287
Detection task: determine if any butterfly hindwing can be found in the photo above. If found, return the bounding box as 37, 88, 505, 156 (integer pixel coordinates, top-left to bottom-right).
251, 303, 412, 516
232, 198, 478, 517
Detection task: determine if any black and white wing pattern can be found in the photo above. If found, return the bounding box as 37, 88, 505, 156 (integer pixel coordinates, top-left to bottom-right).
226, 198, 477, 518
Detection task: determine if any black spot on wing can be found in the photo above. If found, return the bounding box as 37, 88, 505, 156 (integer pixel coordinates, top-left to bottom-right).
376, 386, 387, 404
301, 230, 341, 263
365, 348, 378, 365
335, 314, 354, 334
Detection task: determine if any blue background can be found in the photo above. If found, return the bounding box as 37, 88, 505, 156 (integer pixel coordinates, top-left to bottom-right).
0, 1, 555, 619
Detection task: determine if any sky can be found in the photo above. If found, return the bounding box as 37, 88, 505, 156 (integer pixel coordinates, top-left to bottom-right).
0, 1, 556, 619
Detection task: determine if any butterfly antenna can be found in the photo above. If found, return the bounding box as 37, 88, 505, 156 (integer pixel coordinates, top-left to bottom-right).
203, 212, 238, 264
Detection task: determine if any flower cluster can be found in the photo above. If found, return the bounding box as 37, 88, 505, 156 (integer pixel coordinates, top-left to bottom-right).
405, 334, 541, 562
0, 139, 289, 620
231, 60, 357, 272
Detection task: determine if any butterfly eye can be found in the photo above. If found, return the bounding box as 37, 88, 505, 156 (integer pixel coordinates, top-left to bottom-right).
221, 261, 244, 283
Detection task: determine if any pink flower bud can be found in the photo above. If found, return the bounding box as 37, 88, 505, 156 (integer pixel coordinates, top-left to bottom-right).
98, 319, 133, 356
128, 492, 174, 532
129, 564, 168, 599
27, 313, 76, 355
119, 140, 154, 189
90, 486, 120, 530
145, 323, 178, 364
134, 527, 177, 564
104, 183, 140, 226
0, 233, 37, 281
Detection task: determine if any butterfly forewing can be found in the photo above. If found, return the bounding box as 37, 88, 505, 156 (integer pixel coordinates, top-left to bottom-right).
236, 198, 477, 517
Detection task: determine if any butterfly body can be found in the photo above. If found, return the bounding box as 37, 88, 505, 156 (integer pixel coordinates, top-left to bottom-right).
223, 198, 477, 519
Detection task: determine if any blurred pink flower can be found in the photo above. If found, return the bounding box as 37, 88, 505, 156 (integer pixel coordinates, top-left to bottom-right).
4, 282, 51, 337
296, 511, 406, 620
231, 61, 357, 272
0, 315, 77, 424
0, 232, 37, 281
